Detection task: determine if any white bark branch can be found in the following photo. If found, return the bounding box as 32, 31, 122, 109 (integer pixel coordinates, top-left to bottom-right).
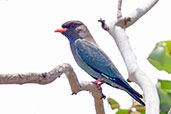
108, 25, 159, 114
0, 63, 105, 114
116, 0, 159, 28
98, 0, 160, 114
168, 108, 171, 114
117, 0, 122, 19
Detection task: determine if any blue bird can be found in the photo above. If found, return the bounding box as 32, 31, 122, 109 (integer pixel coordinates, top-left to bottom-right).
55, 20, 145, 106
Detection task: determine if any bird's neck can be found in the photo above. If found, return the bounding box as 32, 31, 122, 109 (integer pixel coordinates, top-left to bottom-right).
67, 36, 75, 44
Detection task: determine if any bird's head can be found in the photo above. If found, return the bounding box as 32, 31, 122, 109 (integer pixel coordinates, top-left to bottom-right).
55, 20, 94, 44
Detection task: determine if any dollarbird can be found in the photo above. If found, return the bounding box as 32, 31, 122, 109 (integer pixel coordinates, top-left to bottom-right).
55, 20, 145, 106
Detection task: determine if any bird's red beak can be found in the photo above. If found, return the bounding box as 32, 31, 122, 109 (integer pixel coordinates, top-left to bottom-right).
54, 28, 67, 33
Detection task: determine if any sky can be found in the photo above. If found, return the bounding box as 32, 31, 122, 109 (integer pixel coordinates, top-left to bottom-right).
0, 0, 171, 114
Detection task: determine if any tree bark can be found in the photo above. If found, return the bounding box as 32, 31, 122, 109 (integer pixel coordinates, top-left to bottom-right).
0, 63, 105, 114
98, 0, 160, 114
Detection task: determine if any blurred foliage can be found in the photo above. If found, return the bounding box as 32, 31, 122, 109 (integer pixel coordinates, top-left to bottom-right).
107, 98, 145, 114
116, 109, 129, 114
108, 98, 120, 109
108, 41, 171, 114
108, 80, 171, 114
157, 80, 171, 114
148, 41, 171, 73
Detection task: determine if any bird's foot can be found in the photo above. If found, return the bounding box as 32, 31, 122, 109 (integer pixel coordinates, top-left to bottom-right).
92, 78, 104, 84
92, 78, 105, 91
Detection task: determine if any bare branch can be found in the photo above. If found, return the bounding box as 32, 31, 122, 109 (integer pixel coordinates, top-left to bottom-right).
98, 0, 160, 113
116, 0, 159, 28
99, 20, 160, 114
79, 82, 105, 114
0, 63, 105, 114
117, 0, 122, 19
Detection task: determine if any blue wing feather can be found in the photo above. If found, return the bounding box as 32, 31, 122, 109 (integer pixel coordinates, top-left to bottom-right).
74, 39, 145, 106
75, 39, 123, 79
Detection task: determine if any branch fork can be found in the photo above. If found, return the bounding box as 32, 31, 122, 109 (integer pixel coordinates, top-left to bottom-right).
98, 0, 159, 114
0, 63, 105, 114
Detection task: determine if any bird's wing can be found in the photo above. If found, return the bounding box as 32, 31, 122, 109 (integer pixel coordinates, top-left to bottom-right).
74, 39, 126, 83
74, 39, 143, 99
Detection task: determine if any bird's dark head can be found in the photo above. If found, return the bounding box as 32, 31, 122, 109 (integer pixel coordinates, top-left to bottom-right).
55, 20, 93, 44
61, 20, 83, 31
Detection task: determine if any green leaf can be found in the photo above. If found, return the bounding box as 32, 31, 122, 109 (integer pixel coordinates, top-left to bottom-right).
148, 41, 171, 73
107, 98, 119, 105
160, 112, 167, 114
116, 109, 129, 114
107, 98, 120, 109
130, 111, 142, 114
159, 80, 171, 90
157, 80, 171, 113
136, 110, 145, 114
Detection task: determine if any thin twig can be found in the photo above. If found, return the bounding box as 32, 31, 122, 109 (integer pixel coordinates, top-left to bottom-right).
98, 18, 109, 31
117, 0, 122, 19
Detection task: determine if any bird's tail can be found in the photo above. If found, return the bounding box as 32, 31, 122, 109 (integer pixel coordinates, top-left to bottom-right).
107, 78, 145, 106
120, 82, 145, 106
122, 82, 145, 106
126, 89, 145, 106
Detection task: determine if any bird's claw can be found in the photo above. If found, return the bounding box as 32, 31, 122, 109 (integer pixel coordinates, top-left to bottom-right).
92, 78, 105, 91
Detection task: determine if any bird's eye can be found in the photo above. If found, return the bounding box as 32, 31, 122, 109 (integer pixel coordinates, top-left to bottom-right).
66, 23, 75, 29
71, 23, 81, 29
71, 23, 78, 28
71, 23, 75, 28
